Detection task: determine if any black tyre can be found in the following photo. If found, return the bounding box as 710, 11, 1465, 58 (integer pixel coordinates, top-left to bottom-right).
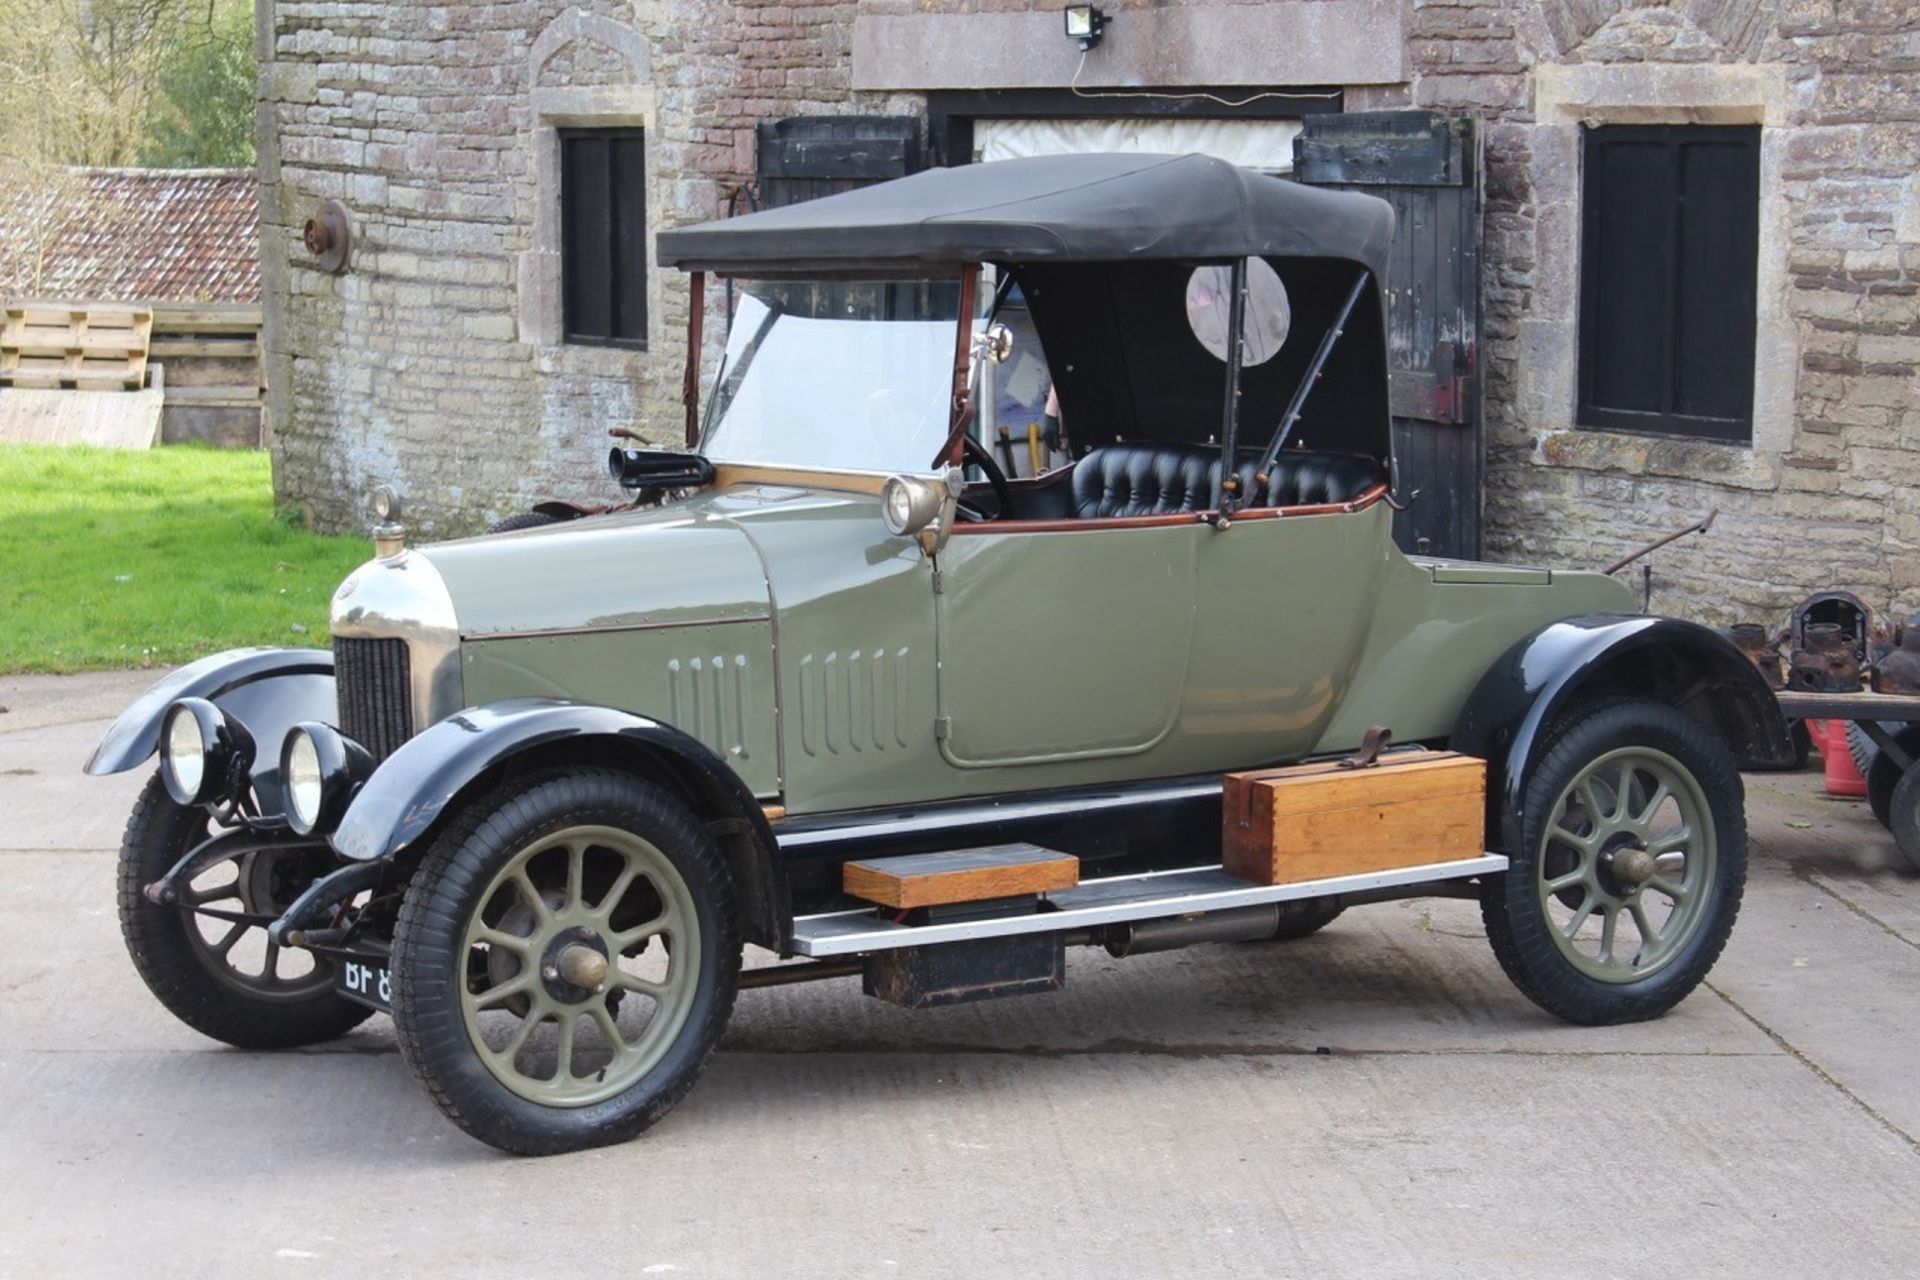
390, 770, 740, 1156
1481, 700, 1745, 1025
485, 511, 563, 535
1865, 727, 1920, 830
117, 775, 374, 1048
1261, 898, 1345, 941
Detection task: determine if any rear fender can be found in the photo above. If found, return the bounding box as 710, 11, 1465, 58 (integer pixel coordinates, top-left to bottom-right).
330, 699, 786, 949
1452, 615, 1793, 854
84, 648, 336, 809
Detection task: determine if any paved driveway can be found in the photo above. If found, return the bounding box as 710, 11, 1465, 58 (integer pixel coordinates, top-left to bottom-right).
2, 669, 1917, 1278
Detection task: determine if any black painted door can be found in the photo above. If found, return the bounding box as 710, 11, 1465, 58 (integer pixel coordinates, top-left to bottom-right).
1296, 112, 1483, 560
756, 116, 923, 209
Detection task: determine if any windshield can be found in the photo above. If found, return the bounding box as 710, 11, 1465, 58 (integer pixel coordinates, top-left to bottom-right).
701, 278, 965, 473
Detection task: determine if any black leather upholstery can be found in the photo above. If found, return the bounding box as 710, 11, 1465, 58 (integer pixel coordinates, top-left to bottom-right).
1070, 443, 1384, 518
1262, 451, 1386, 507
1070, 443, 1217, 518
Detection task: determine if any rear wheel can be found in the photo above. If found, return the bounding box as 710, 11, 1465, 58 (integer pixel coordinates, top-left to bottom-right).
1482, 701, 1745, 1025
117, 776, 373, 1048
390, 771, 740, 1155
1865, 727, 1920, 830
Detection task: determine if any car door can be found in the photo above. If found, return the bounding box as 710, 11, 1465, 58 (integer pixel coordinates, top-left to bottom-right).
1181, 503, 1391, 765
933, 520, 1203, 768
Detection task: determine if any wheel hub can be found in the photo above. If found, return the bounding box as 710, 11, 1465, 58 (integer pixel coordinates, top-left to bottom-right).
1601, 838, 1657, 889
539, 927, 611, 1003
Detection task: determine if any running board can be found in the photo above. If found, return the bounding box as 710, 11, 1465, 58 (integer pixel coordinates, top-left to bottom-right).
787, 854, 1508, 958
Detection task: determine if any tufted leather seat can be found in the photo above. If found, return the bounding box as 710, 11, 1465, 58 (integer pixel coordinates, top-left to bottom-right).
1069, 443, 1384, 518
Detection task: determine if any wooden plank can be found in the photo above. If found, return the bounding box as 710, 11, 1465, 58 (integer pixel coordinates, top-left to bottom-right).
0, 387, 164, 448
162, 384, 263, 406
844, 844, 1080, 909
146, 304, 262, 333
1224, 751, 1486, 886
149, 338, 259, 359
1776, 691, 1920, 721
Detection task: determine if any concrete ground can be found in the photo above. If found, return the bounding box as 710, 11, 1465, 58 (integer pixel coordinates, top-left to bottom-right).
2, 670, 1917, 1279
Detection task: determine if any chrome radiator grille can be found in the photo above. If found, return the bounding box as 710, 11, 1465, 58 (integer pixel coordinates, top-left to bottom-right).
333, 637, 414, 762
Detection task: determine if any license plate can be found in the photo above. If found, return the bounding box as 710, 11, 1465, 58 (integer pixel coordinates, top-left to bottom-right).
335, 957, 393, 1012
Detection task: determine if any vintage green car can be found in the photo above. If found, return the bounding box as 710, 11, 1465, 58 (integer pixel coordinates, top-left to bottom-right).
89, 154, 1792, 1155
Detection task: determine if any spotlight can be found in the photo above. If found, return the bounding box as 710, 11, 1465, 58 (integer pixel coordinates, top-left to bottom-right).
1063, 5, 1108, 51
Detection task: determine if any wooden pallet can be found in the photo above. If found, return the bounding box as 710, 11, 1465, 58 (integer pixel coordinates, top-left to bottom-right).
1, 305, 152, 390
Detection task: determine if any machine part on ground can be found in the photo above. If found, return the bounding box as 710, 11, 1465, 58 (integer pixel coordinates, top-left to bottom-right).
1871, 612, 1920, 696
1789, 622, 1864, 693
1866, 726, 1920, 830
1720, 623, 1784, 690
1890, 765, 1920, 872
1602, 509, 1717, 577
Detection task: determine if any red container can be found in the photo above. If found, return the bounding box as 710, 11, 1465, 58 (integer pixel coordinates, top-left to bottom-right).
1813, 719, 1868, 798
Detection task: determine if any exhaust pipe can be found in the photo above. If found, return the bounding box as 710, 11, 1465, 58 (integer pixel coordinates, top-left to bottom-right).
1104, 905, 1281, 958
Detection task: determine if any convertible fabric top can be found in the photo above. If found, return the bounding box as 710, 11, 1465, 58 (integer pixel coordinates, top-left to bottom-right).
655, 154, 1396, 277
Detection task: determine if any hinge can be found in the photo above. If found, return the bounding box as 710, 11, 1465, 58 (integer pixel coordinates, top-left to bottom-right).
934, 715, 951, 740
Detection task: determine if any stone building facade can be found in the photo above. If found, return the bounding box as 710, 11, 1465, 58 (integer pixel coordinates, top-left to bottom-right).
258, 0, 1918, 627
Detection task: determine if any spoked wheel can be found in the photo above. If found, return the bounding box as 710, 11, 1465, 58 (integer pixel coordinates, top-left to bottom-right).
391, 771, 739, 1155
117, 776, 373, 1048
1483, 701, 1745, 1025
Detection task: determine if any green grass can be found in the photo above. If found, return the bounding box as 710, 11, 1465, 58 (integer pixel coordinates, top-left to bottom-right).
0, 443, 373, 674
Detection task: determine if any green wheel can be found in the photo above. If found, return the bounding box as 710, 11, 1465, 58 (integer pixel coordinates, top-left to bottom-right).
391, 771, 739, 1155
1482, 701, 1745, 1025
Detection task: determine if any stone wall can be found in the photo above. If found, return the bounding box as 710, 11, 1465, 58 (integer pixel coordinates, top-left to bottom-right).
259, 0, 866, 537
262, 0, 1920, 632
1397, 0, 1919, 628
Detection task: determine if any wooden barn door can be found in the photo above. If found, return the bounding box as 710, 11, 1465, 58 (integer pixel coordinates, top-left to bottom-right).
756, 117, 923, 209
1296, 112, 1483, 560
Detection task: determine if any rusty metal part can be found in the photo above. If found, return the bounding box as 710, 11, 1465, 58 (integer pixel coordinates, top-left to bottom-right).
1719, 623, 1784, 690
1788, 622, 1864, 692
1602, 508, 1717, 576
1872, 611, 1920, 695
302, 200, 351, 274
1790, 590, 1871, 658
1341, 724, 1392, 770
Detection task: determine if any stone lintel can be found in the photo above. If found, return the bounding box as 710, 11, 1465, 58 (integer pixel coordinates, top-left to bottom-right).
852, 2, 1407, 93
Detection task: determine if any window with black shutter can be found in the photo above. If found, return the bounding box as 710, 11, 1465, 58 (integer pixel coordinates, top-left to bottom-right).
560, 128, 647, 348
1578, 124, 1760, 443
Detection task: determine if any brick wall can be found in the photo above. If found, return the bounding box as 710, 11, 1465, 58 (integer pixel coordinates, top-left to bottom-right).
261, 0, 869, 538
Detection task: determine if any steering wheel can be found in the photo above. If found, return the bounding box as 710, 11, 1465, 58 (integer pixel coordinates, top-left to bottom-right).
961, 437, 1015, 520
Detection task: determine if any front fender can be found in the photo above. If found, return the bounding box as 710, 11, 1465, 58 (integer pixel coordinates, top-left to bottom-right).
1452, 614, 1793, 854
330, 698, 776, 863
84, 647, 335, 780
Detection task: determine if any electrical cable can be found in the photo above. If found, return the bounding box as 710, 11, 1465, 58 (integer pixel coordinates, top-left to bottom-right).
1068, 50, 1343, 107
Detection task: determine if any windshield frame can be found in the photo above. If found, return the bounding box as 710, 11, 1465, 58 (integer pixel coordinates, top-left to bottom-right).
684, 267, 980, 479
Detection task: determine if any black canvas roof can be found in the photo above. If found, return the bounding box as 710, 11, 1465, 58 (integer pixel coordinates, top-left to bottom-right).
656, 153, 1396, 277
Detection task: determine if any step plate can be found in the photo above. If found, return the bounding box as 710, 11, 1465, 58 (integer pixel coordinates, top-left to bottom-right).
788, 854, 1508, 958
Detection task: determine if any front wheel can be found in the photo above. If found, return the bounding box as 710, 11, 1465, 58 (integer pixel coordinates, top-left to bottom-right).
390, 770, 740, 1155
1482, 701, 1745, 1025
117, 776, 374, 1048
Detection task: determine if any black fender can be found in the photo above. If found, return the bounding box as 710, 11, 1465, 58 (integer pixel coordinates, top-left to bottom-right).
84, 648, 336, 803
330, 698, 787, 949
1452, 614, 1794, 855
